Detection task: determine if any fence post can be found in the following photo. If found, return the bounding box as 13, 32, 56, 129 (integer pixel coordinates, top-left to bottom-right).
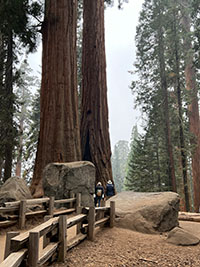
110, 201, 115, 228
76, 193, 81, 213
19, 200, 26, 229
88, 207, 95, 241
69, 192, 75, 208
76, 193, 82, 234
58, 215, 67, 262
4, 231, 19, 259
28, 232, 39, 267
43, 215, 52, 248
101, 199, 106, 207
48, 196, 54, 216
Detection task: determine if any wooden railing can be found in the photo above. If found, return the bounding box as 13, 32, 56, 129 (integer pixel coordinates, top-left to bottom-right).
0, 193, 80, 229
0, 201, 115, 267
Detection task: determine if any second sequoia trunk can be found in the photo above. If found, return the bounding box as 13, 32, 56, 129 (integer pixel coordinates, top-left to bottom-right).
81, 0, 113, 188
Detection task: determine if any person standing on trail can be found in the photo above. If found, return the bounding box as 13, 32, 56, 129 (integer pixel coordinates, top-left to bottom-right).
94, 182, 104, 207
106, 180, 115, 199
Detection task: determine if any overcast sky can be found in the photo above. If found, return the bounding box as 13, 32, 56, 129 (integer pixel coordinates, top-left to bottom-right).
28, 0, 144, 151
105, 0, 144, 149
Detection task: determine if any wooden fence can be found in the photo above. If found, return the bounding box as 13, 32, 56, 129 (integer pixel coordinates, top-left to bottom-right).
0, 193, 80, 229
0, 201, 115, 267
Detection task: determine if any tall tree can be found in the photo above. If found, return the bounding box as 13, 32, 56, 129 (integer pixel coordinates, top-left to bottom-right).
131, 0, 177, 192
14, 60, 40, 179
31, 0, 81, 197
169, 1, 190, 210
25, 88, 40, 183
0, 0, 42, 181
156, 0, 176, 192
81, 0, 113, 188
181, 0, 200, 212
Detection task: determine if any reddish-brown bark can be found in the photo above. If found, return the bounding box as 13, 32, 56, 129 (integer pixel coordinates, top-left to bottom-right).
31, 0, 81, 197
81, 0, 113, 188
182, 3, 200, 212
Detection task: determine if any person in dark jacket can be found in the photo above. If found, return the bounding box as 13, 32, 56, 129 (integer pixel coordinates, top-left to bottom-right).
106, 180, 114, 199
94, 182, 104, 207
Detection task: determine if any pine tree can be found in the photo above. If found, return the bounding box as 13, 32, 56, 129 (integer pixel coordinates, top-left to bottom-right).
131, 0, 177, 191
0, 0, 42, 181
128, 0, 200, 211
14, 60, 40, 180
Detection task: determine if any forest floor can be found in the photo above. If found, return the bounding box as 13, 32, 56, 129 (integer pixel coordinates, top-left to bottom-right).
52, 221, 200, 267
1, 220, 200, 266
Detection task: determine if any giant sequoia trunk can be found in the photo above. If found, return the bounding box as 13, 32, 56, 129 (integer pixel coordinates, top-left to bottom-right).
182, 1, 200, 212
31, 0, 81, 197
81, 0, 113, 188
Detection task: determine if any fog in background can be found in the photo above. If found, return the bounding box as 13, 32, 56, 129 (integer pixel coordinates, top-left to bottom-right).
28, 0, 144, 151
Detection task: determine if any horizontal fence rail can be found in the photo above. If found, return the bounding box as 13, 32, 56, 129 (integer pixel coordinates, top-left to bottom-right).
0, 201, 115, 267
0, 193, 80, 229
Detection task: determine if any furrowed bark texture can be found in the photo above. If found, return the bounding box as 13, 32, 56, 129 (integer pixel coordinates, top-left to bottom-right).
182, 1, 200, 212
31, 0, 81, 197
81, 0, 113, 188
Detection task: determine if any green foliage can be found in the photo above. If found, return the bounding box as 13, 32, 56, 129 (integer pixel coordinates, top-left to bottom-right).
112, 140, 129, 192
0, 0, 43, 52
0, 0, 42, 180
14, 60, 40, 182
128, 0, 197, 196
125, 125, 169, 192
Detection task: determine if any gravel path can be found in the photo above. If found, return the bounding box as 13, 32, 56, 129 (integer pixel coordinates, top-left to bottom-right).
52, 221, 200, 267
1, 221, 200, 266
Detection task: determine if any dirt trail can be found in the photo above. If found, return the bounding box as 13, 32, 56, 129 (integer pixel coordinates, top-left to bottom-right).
53, 221, 200, 267
1, 221, 200, 266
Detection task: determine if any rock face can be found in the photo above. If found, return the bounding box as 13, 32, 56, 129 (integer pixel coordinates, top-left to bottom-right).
166, 227, 200, 246
43, 161, 95, 207
107, 191, 180, 234
0, 177, 32, 204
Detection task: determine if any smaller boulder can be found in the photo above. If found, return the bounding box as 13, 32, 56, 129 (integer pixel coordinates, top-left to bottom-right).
0, 177, 32, 204
43, 161, 96, 207
166, 227, 200, 246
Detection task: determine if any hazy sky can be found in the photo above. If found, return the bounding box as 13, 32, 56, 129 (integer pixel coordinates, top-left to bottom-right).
105, 0, 144, 149
28, 0, 144, 151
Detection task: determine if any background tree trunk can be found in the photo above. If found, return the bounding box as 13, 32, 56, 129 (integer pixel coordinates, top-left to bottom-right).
182, 1, 200, 212
157, 6, 176, 192
31, 0, 81, 197
172, 4, 190, 211
4, 30, 14, 181
81, 0, 113, 188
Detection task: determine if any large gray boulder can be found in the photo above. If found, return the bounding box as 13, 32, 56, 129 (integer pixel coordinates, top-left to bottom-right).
166, 227, 200, 246
107, 191, 180, 234
0, 177, 32, 204
43, 161, 95, 207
